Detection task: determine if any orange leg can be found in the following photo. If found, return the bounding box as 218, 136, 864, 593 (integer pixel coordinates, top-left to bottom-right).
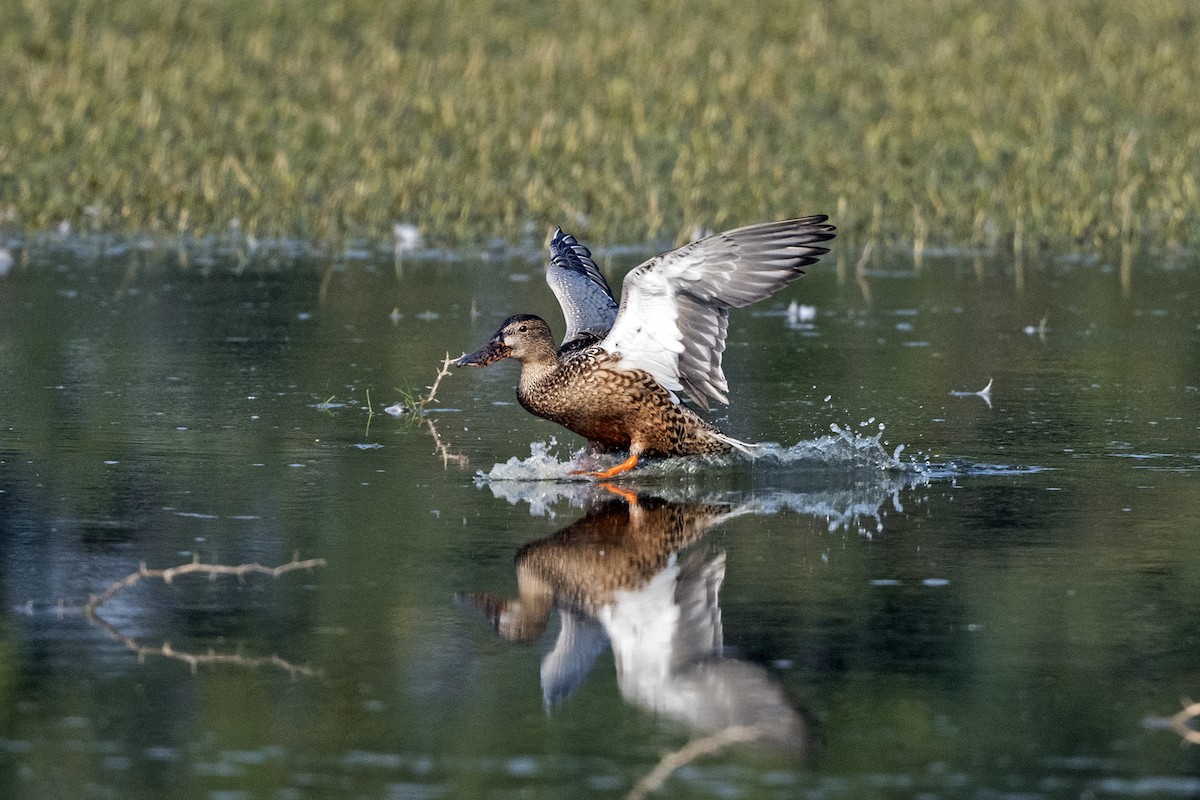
576, 452, 639, 480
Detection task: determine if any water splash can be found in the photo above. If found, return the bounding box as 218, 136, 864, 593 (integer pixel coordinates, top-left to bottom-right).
754, 423, 907, 472
480, 424, 913, 484
474, 422, 1047, 532
480, 438, 591, 483
476, 426, 930, 533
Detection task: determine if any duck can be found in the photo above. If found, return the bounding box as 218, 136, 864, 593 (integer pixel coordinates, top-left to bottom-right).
454, 216, 836, 478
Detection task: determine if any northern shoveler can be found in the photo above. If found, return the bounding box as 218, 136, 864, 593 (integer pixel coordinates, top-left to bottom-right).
455, 216, 836, 478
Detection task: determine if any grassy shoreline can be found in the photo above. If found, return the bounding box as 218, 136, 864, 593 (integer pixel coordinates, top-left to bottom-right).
2, 0, 1198, 251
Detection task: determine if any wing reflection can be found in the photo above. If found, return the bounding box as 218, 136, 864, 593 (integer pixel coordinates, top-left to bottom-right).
460, 487, 811, 753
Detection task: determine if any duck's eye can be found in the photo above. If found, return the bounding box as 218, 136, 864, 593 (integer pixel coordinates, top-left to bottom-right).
518, 324, 527, 333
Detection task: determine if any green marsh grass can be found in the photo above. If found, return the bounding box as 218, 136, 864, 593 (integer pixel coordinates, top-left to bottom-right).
2, 0, 1198, 250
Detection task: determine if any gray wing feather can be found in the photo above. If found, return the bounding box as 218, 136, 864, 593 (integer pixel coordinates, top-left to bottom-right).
676, 300, 730, 407
545, 228, 618, 349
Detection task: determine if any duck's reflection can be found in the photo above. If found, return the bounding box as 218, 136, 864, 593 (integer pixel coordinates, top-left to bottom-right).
460, 486, 811, 754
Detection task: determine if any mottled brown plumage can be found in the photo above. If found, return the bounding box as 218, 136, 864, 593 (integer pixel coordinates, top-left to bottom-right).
455, 217, 836, 477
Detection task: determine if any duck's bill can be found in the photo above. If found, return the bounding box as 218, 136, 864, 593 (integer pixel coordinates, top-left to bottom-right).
453, 339, 512, 367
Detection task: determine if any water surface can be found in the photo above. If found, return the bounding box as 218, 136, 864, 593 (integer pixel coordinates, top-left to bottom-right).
1, 237, 1199, 798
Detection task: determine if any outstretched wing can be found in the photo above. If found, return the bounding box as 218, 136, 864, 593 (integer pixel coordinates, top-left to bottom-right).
599, 216, 836, 408
545, 228, 619, 350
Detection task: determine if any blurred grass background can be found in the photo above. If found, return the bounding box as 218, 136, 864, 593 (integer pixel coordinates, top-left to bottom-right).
1, 0, 1197, 250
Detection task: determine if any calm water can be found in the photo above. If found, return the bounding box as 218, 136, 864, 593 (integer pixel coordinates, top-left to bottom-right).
1, 236, 1199, 799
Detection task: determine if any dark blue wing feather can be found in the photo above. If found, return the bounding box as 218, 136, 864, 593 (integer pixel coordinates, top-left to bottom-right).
545, 228, 619, 350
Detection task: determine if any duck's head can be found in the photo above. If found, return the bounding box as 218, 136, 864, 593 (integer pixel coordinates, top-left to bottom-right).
454, 314, 556, 367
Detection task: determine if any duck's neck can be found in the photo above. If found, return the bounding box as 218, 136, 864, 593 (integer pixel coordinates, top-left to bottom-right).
515, 344, 561, 395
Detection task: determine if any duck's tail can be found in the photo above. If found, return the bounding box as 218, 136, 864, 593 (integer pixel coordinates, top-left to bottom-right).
715, 431, 766, 458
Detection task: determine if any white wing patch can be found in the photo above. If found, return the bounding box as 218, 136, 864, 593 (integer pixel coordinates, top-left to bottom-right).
599, 217, 835, 408
606, 263, 687, 396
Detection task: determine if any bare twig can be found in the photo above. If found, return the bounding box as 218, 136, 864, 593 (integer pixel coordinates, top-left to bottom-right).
381, 355, 468, 467
389, 353, 457, 416
86, 553, 327, 611
421, 352, 456, 409
625, 725, 766, 800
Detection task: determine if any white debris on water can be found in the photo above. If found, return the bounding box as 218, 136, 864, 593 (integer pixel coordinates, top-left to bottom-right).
950, 378, 993, 408
393, 222, 421, 253
785, 300, 817, 328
